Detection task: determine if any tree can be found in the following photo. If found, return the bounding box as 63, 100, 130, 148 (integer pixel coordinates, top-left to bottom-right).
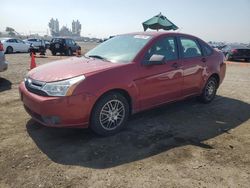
5, 27, 15, 32
5, 27, 16, 36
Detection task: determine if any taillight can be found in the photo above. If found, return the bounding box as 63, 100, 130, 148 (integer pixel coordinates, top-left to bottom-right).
231, 49, 238, 54
0, 43, 3, 51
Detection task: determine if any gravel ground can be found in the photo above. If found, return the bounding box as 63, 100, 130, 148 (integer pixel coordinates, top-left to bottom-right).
0, 43, 250, 188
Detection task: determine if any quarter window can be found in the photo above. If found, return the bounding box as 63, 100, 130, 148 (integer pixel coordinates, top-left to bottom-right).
200, 41, 213, 56
180, 38, 202, 58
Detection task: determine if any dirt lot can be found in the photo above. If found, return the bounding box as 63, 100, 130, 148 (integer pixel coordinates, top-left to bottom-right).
0, 43, 250, 188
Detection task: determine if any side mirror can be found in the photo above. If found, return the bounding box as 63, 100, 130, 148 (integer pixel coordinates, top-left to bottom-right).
145, 54, 166, 65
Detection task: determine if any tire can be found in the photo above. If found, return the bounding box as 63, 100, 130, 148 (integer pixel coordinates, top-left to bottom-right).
51, 51, 56, 56
90, 92, 130, 136
244, 58, 250, 62
66, 48, 72, 56
6, 46, 13, 54
199, 77, 218, 103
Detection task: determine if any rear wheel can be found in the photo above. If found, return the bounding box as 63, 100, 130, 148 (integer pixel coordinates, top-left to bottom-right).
90, 92, 129, 136
199, 77, 218, 103
51, 51, 56, 56
6, 46, 13, 54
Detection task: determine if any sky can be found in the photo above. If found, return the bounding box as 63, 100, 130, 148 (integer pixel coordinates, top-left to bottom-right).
1, 0, 250, 43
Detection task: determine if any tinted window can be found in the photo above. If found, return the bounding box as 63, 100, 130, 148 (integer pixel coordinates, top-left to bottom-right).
200, 41, 213, 56
145, 37, 178, 61
71, 40, 76, 45
7, 39, 16, 43
180, 38, 202, 58
16, 39, 24, 43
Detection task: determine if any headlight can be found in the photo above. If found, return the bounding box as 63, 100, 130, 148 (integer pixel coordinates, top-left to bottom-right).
41, 75, 85, 96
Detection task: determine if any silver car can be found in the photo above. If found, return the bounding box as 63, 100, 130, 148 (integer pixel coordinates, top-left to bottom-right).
0, 42, 8, 72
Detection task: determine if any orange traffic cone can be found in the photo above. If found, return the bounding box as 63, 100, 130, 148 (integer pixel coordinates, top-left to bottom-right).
30, 52, 36, 70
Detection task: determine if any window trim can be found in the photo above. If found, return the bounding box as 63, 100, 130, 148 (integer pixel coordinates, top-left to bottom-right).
143, 35, 180, 63
198, 39, 214, 57
177, 36, 203, 59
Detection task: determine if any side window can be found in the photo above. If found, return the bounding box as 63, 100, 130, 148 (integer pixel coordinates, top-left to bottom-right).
200, 41, 213, 56
7, 39, 16, 43
180, 38, 202, 58
16, 39, 23, 43
145, 37, 178, 61
71, 40, 76, 45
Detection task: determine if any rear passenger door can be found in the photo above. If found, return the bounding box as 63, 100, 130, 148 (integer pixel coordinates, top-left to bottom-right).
178, 37, 206, 97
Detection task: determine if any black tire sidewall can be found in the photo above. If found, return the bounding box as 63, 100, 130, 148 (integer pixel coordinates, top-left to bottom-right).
6, 46, 13, 54
90, 92, 129, 136
200, 77, 218, 103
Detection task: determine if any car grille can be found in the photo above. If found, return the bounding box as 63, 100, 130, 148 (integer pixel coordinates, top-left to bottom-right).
25, 78, 48, 96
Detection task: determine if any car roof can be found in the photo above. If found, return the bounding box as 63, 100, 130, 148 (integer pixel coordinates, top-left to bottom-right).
52, 37, 72, 40
121, 31, 198, 39
0, 37, 11, 41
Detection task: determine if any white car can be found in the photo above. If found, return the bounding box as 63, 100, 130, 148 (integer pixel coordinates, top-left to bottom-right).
0, 38, 30, 54
23, 38, 46, 48
0, 42, 8, 72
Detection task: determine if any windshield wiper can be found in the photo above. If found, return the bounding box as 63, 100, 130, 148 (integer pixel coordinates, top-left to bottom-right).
88, 55, 109, 61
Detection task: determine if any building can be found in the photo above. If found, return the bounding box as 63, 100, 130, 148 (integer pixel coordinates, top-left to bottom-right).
72, 20, 81, 37
48, 18, 59, 37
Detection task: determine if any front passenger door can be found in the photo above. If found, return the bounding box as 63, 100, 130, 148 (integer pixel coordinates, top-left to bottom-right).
135, 36, 183, 110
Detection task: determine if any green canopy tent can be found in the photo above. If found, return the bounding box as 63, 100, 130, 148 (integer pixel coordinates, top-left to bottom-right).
142, 13, 178, 31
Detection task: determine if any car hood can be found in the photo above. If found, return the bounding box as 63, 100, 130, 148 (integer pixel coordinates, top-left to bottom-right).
28, 57, 123, 82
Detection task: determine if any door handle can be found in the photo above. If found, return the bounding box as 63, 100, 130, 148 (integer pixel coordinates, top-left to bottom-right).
171, 63, 179, 69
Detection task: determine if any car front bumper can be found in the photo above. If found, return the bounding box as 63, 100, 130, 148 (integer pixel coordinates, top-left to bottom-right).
19, 81, 95, 128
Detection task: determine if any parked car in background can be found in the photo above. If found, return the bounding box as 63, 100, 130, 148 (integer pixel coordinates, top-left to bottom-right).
49, 38, 80, 56
0, 38, 30, 54
221, 45, 250, 62
23, 38, 45, 48
44, 40, 50, 49
24, 38, 46, 56
19, 32, 226, 136
0, 42, 8, 72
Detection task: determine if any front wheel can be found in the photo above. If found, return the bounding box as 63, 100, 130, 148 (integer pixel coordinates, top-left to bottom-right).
90, 92, 130, 136
66, 49, 72, 56
199, 77, 218, 103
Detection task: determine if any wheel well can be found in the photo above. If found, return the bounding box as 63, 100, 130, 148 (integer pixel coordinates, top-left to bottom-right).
94, 89, 132, 114
6, 46, 13, 53
210, 73, 220, 88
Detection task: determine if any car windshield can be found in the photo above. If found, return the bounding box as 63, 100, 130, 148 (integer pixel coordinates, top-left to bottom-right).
85, 34, 152, 63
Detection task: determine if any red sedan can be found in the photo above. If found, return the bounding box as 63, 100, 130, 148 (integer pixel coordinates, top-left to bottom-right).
19, 32, 226, 136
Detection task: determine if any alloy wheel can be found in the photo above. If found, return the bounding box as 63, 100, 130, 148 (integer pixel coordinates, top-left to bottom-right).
99, 99, 125, 130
